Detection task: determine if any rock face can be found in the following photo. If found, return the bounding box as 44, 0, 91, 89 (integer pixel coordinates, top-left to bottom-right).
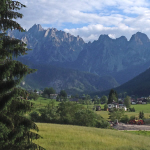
72, 32, 150, 83
7, 24, 85, 63
8, 25, 150, 86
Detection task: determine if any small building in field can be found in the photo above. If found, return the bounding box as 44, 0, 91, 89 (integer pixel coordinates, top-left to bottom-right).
67, 95, 72, 98
96, 106, 101, 111
50, 94, 58, 99
131, 101, 136, 105
142, 99, 147, 104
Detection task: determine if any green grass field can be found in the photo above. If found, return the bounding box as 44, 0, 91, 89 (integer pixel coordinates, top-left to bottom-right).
125, 130, 150, 137
32, 123, 150, 150
132, 104, 150, 113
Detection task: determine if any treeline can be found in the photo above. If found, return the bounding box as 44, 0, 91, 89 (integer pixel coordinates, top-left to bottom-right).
30, 101, 110, 128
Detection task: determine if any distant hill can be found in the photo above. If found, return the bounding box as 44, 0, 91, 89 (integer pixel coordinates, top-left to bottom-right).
92, 67, 150, 97
20, 60, 119, 95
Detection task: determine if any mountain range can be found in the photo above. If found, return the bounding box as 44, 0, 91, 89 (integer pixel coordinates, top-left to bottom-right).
7, 24, 150, 95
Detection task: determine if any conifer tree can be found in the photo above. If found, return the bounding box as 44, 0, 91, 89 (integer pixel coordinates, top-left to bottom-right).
107, 89, 118, 104
0, 1, 45, 149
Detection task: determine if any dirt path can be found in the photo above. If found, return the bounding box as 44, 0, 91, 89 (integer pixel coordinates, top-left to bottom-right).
113, 123, 150, 130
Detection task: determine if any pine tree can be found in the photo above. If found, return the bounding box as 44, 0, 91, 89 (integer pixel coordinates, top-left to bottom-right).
107, 89, 118, 104
0, 1, 45, 149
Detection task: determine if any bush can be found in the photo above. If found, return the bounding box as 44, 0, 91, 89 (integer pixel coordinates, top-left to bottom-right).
120, 115, 129, 123
129, 107, 135, 112
129, 115, 136, 121
74, 110, 97, 127
96, 119, 110, 128
144, 118, 150, 125
104, 104, 108, 111
74, 109, 110, 128
139, 111, 144, 119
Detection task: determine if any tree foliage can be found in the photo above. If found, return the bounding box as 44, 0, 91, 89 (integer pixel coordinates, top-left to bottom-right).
139, 111, 144, 119
124, 96, 131, 108
43, 87, 56, 98
108, 108, 124, 122
30, 101, 110, 128
108, 89, 118, 104
100, 95, 108, 104
0, 1, 45, 149
104, 104, 108, 111
59, 90, 67, 98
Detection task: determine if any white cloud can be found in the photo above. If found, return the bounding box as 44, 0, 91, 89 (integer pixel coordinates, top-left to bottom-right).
64, 24, 138, 42
16, 0, 150, 42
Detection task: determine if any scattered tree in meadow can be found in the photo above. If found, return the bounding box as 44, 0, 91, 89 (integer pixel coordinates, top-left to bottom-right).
108, 89, 118, 104
104, 104, 108, 111
101, 95, 108, 104
108, 108, 124, 122
59, 90, 67, 98
124, 96, 131, 108
139, 111, 144, 119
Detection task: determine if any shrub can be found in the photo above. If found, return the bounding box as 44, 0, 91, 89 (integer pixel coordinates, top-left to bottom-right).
129, 107, 135, 112
120, 115, 129, 123
104, 104, 108, 111
74, 109, 110, 128
129, 115, 136, 121
139, 111, 144, 119
144, 118, 150, 125
74, 110, 97, 127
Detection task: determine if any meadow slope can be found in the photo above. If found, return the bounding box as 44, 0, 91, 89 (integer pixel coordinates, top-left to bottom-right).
33, 123, 150, 150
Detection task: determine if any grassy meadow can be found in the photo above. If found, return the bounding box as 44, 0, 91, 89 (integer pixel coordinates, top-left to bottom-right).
33, 123, 150, 150
28, 97, 150, 149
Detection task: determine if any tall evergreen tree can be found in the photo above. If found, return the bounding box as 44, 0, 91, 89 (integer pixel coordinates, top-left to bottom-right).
0, 1, 45, 149
107, 89, 118, 104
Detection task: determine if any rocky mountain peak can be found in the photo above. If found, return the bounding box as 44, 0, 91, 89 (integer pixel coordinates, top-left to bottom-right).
116, 36, 127, 42
98, 34, 111, 42
28, 24, 44, 33
130, 32, 150, 44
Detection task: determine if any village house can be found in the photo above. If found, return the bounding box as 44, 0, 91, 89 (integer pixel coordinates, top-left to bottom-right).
108, 102, 127, 111
96, 106, 101, 111
67, 95, 72, 99
50, 94, 58, 99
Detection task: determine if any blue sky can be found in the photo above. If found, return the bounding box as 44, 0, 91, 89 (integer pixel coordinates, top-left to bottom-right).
18, 0, 150, 42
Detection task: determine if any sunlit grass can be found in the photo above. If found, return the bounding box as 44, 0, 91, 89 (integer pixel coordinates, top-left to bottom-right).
133, 104, 150, 113
32, 123, 150, 150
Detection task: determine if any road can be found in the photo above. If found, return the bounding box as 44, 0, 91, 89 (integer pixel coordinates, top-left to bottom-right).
113, 123, 150, 130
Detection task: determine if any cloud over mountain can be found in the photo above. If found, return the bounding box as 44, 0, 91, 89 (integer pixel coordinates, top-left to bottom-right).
17, 0, 150, 42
